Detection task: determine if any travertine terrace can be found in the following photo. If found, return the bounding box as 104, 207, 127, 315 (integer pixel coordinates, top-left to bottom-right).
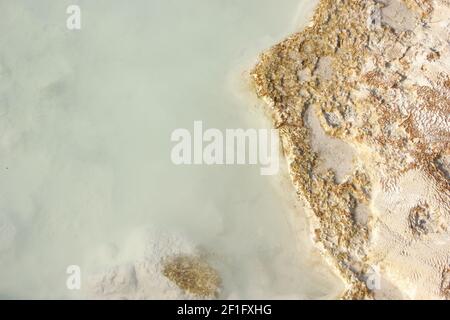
252, 0, 450, 299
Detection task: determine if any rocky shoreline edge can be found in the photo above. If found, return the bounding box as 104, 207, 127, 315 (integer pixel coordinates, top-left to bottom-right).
251, 0, 450, 299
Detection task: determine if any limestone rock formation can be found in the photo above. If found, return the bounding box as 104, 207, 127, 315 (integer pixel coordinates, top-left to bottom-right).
252, 0, 450, 299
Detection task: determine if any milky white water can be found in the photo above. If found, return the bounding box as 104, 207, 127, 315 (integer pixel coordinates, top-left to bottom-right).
0, 0, 343, 299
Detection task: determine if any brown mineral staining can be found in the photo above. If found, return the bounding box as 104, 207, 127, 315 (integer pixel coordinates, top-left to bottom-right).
251, 0, 450, 299
444, 78, 450, 90
441, 267, 450, 299
408, 203, 431, 236
427, 51, 440, 62
403, 0, 434, 18
162, 255, 221, 298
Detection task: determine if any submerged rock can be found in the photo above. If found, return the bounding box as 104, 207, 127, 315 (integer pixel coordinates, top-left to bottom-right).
162, 255, 221, 298
86, 229, 221, 299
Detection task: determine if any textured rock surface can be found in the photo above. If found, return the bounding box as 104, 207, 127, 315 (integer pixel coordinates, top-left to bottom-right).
162, 255, 221, 298
252, 0, 449, 299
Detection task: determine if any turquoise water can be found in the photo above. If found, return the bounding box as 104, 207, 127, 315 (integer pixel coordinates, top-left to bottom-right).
0, 0, 342, 299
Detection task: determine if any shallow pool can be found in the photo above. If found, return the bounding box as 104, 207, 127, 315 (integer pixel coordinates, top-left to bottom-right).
0, 0, 342, 299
